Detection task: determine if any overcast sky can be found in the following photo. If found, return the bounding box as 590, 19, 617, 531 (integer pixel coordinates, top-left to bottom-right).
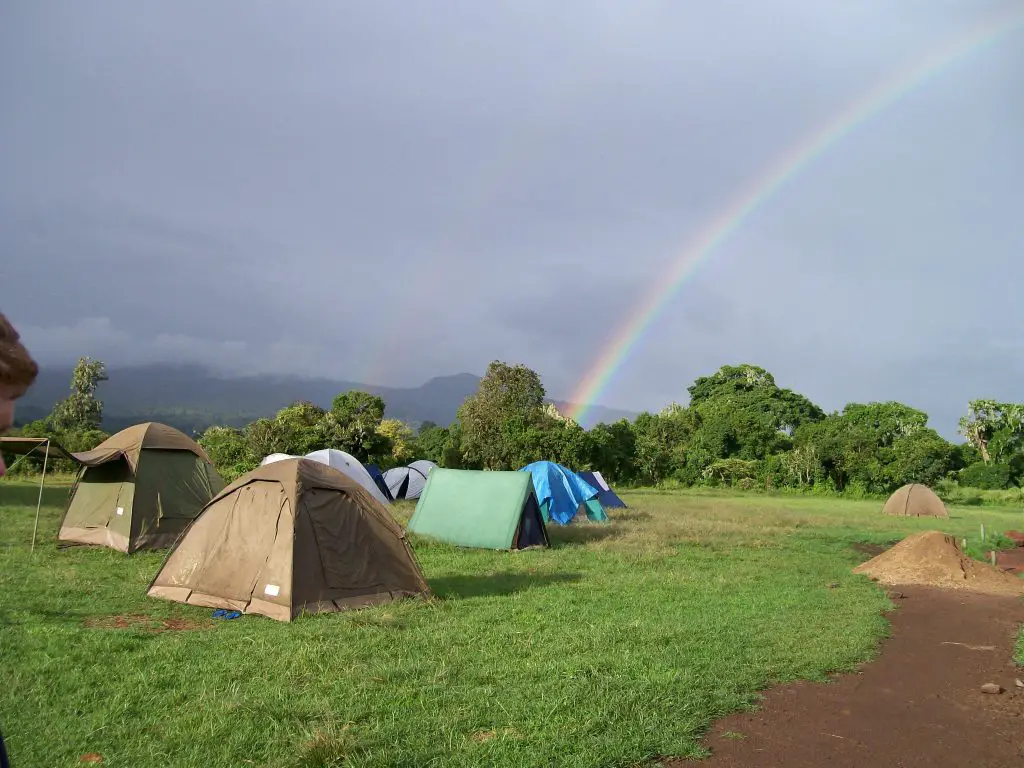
2, 1, 1022, 436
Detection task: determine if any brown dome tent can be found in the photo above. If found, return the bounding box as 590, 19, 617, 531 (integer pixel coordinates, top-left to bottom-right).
882, 483, 949, 518
58, 422, 225, 553
147, 458, 430, 622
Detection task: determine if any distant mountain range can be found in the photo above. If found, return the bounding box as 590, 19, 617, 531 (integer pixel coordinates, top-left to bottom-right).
17, 364, 638, 436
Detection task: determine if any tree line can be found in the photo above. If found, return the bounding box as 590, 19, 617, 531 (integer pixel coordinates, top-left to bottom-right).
6, 358, 1021, 497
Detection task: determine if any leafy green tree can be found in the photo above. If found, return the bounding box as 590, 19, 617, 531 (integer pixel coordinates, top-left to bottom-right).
377, 418, 415, 465
961, 402, 1024, 483
841, 402, 928, 447
795, 416, 876, 491
687, 364, 776, 406
632, 404, 699, 485
323, 391, 391, 463
959, 461, 1012, 490
273, 400, 329, 455
457, 361, 547, 469
49, 357, 108, 433
757, 446, 819, 490
198, 425, 254, 480
545, 420, 595, 470
959, 400, 1024, 464
588, 419, 637, 484
703, 458, 759, 485
496, 414, 595, 472
415, 422, 450, 465
683, 364, 824, 477
796, 402, 954, 493
687, 364, 823, 434
440, 421, 471, 469
243, 417, 289, 462
885, 428, 956, 488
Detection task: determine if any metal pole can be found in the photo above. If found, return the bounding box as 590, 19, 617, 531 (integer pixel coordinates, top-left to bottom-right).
31, 440, 50, 553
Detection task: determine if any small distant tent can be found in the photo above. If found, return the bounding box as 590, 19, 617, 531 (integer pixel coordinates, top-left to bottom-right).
883, 484, 949, 518
148, 458, 429, 622
520, 461, 608, 525
363, 464, 394, 502
383, 459, 437, 500
577, 470, 627, 509
261, 449, 391, 506
408, 468, 548, 550
57, 423, 225, 553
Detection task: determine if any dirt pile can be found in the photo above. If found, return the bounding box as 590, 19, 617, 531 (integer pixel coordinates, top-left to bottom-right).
853, 531, 1024, 596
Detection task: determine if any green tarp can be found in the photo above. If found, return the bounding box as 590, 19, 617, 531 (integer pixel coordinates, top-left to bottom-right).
540, 497, 608, 523
407, 469, 549, 550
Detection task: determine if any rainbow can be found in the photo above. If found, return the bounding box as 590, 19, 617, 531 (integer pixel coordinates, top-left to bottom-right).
567, 5, 1024, 424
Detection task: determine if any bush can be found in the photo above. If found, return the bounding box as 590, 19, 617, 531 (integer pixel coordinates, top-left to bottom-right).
959, 462, 1011, 490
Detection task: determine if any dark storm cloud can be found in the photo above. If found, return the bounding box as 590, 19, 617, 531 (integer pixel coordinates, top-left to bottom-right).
2, 0, 1022, 435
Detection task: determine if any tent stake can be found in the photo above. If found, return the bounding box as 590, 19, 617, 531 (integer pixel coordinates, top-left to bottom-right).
31, 440, 50, 553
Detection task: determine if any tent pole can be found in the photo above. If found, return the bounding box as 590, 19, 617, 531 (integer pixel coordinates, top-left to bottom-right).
31, 440, 51, 553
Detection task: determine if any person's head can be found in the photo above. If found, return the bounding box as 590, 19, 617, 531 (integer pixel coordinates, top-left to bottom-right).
0, 312, 39, 477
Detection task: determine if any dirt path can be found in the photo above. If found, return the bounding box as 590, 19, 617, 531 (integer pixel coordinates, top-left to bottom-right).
674, 586, 1024, 768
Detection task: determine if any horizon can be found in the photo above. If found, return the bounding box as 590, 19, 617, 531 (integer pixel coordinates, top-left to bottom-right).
19, 358, 975, 441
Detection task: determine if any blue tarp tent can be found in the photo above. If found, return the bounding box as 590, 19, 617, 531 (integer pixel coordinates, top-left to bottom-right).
577, 470, 627, 509
519, 461, 608, 525
364, 464, 394, 502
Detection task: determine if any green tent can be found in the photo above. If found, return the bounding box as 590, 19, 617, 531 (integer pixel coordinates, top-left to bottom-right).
407, 468, 549, 550
57, 423, 225, 553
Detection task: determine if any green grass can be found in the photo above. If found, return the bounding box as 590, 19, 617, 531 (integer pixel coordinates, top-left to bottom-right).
1, 481, 1022, 767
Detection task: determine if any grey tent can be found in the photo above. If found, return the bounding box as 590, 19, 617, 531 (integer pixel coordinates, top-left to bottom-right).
383, 459, 437, 500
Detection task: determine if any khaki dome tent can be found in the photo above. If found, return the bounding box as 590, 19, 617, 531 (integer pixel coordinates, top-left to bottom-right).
147, 458, 430, 622
58, 422, 225, 553
882, 483, 949, 518
261, 449, 392, 507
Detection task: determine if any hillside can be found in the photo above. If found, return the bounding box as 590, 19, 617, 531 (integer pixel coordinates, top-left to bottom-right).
19, 364, 637, 435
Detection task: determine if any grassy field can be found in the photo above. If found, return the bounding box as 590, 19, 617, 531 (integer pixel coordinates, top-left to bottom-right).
1, 480, 1022, 768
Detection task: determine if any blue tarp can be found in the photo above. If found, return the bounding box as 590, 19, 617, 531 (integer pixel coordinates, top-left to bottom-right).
519, 461, 600, 526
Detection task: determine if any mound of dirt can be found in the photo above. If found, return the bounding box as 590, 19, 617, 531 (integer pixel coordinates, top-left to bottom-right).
853, 531, 1024, 596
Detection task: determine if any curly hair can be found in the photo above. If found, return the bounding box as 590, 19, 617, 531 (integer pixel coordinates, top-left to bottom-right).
0, 312, 39, 392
